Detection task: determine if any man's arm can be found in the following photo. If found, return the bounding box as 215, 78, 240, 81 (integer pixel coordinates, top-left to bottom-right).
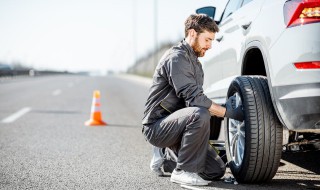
167, 52, 244, 121
168, 52, 212, 109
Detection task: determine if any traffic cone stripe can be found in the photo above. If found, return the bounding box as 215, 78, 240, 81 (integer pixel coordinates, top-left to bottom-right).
90, 97, 101, 112
91, 107, 101, 112
93, 99, 100, 104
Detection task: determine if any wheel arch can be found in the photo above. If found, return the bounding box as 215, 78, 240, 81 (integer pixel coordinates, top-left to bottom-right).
241, 46, 266, 77
241, 41, 286, 128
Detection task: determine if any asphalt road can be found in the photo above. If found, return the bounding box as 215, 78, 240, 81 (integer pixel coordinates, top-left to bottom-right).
0, 74, 319, 190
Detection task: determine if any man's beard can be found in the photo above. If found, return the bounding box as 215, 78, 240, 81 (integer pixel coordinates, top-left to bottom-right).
191, 36, 207, 57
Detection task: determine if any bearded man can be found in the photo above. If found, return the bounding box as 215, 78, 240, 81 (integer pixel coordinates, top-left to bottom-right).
142, 14, 244, 186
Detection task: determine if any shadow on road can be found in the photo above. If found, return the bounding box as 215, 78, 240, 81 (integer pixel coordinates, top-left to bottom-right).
262, 178, 320, 190
202, 151, 320, 190
281, 150, 320, 174
205, 176, 320, 190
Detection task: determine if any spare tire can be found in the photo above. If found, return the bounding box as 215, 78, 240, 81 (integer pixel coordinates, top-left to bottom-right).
224, 76, 283, 183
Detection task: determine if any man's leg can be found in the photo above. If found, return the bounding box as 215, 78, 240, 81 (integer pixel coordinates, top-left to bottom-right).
152, 107, 211, 173
145, 107, 212, 185
165, 143, 226, 180
150, 146, 165, 176
199, 145, 226, 180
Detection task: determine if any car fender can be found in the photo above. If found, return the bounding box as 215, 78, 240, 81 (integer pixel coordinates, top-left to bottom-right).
242, 40, 286, 127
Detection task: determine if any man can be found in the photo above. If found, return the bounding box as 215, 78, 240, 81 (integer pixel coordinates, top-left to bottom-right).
142, 14, 244, 186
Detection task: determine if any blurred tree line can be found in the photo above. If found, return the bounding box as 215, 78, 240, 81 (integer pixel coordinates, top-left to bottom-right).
127, 42, 174, 78
0, 61, 71, 77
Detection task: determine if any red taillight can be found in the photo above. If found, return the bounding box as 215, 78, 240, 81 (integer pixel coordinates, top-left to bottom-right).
294, 61, 320, 69
284, 0, 320, 28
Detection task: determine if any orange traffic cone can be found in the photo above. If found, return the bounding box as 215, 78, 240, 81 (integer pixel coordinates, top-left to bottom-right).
85, 90, 107, 126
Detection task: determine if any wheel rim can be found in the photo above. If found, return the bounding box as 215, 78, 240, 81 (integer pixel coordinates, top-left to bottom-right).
228, 93, 245, 167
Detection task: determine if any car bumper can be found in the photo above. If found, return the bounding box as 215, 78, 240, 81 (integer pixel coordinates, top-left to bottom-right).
273, 83, 320, 132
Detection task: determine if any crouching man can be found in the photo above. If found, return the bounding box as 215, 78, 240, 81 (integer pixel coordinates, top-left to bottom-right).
142, 14, 244, 186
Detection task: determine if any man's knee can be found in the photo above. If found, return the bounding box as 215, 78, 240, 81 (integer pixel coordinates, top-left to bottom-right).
193, 107, 211, 124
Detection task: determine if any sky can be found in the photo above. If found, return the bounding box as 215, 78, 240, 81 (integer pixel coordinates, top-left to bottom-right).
0, 0, 227, 74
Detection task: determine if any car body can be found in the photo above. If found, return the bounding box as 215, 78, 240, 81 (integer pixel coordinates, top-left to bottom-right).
197, 0, 320, 183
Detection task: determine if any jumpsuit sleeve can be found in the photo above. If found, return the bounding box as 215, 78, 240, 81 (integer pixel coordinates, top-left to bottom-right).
167, 52, 212, 109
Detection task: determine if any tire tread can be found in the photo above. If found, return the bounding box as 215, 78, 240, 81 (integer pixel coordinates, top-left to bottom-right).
226, 76, 283, 183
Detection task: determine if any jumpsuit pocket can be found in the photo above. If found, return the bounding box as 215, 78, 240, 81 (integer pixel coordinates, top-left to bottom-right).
160, 98, 185, 114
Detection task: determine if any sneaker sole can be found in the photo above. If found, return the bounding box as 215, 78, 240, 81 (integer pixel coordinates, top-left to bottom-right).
170, 178, 208, 186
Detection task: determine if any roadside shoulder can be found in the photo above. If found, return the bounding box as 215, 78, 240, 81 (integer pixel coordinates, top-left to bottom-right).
114, 74, 152, 87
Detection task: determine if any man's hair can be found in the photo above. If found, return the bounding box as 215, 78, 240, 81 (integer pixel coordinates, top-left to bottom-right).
184, 14, 219, 37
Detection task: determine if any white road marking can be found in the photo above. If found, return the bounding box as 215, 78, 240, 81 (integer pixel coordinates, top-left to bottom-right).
1, 107, 32, 123
52, 89, 62, 96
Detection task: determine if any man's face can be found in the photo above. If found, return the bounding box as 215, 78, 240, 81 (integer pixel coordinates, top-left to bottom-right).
191, 30, 215, 57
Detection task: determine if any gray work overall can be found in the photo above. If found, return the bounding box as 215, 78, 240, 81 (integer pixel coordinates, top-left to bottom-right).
142, 40, 225, 180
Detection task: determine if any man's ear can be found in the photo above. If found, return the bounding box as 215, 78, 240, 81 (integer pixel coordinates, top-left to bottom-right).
189, 29, 197, 38
187, 29, 197, 38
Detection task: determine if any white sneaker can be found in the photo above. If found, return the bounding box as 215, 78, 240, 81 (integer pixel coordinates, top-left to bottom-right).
170, 169, 209, 186
150, 146, 165, 176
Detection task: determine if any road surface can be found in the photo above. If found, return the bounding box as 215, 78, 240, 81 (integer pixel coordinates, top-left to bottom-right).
0, 75, 319, 189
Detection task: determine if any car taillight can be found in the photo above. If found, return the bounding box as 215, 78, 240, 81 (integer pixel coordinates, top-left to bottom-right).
294, 61, 320, 69
284, 0, 320, 28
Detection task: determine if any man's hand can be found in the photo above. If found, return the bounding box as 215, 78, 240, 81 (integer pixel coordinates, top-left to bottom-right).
208, 103, 226, 118
224, 96, 244, 121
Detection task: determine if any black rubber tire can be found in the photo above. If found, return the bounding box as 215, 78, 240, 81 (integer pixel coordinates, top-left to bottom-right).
224, 76, 283, 183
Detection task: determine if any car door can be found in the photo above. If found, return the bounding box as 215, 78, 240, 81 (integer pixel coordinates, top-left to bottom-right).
202, 0, 244, 104
208, 0, 265, 99
202, 39, 223, 102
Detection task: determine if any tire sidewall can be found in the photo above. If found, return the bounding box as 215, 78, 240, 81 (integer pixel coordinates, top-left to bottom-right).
224, 77, 250, 179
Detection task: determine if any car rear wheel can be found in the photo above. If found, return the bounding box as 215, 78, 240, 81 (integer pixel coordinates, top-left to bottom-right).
225, 76, 283, 183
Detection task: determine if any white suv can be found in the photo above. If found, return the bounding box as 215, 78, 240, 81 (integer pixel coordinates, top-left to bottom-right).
197, 0, 320, 183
